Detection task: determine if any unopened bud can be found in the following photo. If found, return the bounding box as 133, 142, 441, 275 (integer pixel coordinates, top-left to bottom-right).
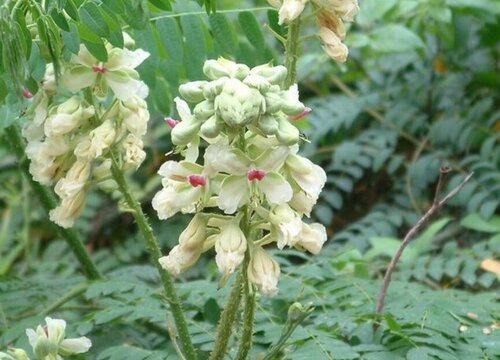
290, 107, 311, 121
22, 87, 33, 99
258, 114, 279, 135
200, 114, 223, 138
250, 64, 287, 85
276, 115, 300, 145
247, 247, 280, 296
165, 117, 179, 128
179, 81, 208, 102
215, 220, 247, 275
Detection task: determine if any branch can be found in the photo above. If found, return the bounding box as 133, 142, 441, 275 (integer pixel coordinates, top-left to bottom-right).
374, 168, 474, 315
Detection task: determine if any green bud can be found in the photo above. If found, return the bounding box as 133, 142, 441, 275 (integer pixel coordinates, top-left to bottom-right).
258, 114, 279, 135
243, 74, 271, 93
276, 115, 300, 145
203, 77, 227, 100
280, 84, 305, 115
251, 64, 287, 85
171, 119, 201, 145
200, 115, 223, 138
233, 64, 250, 80
203, 59, 233, 80
179, 81, 208, 102
264, 91, 283, 113
193, 100, 215, 121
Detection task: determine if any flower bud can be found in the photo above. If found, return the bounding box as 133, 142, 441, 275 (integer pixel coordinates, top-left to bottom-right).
276, 115, 300, 145
0, 348, 29, 360
317, 10, 346, 38
202, 77, 227, 100
49, 191, 86, 228
123, 32, 135, 48
120, 96, 150, 136
203, 59, 233, 80
296, 222, 327, 254
22, 87, 33, 99
216, 79, 263, 127
247, 247, 280, 296
179, 214, 208, 249
193, 100, 215, 121
332, 0, 359, 22
258, 114, 279, 135
280, 84, 305, 115
319, 27, 348, 62
44, 97, 92, 137
214, 220, 247, 275
200, 114, 223, 138
159, 245, 200, 276
179, 81, 208, 102
54, 160, 91, 199
171, 118, 202, 145
93, 159, 111, 181
250, 64, 287, 85
41, 63, 57, 93
278, 0, 307, 24
243, 74, 271, 93
89, 119, 116, 158
288, 191, 318, 217
264, 90, 283, 114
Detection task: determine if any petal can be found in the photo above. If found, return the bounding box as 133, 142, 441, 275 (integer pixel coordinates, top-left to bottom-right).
217, 176, 249, 214
106, 48, 150, 70
258, 172, 293, 205
204, 144, 249, 176
45, 317, 66, 344
297, 222, 327, 254
63, 66, 97, 92
256, 146, 290, 172
59, 337, 92, 355
71, 45, 96, 67
157, 161, 193, 182
288, 160, 326, 198
26, 328, 38, 347
174, 97, 193, 122
105, 72, 147, 101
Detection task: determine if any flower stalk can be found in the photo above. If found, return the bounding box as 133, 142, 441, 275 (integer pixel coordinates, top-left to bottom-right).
5, 124, 101, 280
234, 256, 256, 360
109, 154, 197, 360
284, 18, 301, 88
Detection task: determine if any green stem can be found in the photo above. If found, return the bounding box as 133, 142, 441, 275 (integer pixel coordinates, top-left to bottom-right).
284, 18, 301, 88
234, 260, 255, 360
208, 271, 244, 360
40, 282, 89, 315
109, 154, 197, 360
5, 125, 101, 280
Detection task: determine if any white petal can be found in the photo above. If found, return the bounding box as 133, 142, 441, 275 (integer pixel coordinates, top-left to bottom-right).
63, 67, 97, 92
105, 72, 147, 101
107, 48, 150, 70
258, 172, 293, 205
59, 337, 92, 354
71, 44, 96, 67
174, 97, 193, 122
46, 317, 66, 344
256, 146, 290, 172
289, 161, 326, 198
217, 176, 249, 214
26, 328, 38, 348
204, 144, 249, 176
297, 222, 327, 254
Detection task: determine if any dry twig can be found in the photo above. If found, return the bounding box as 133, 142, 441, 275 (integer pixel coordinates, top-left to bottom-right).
374, 168, 474, 315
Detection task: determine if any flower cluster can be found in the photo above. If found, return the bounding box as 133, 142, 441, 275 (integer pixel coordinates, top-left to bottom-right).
268, 0, 359, 62
154, 58, 327, 296
0, 317, 91, 360
23, 42, 150, 228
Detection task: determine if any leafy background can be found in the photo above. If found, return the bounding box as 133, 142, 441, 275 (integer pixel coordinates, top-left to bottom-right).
0, 0, 499, 359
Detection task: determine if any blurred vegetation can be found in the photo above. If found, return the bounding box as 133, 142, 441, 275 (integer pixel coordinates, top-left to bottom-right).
0, 0, 499, 359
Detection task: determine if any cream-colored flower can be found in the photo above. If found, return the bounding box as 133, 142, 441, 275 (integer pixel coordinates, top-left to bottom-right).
122, 134, 146, 168
270, 204, 303, 249
89, 119, 116, 158
49, 191, 86, 228
214, 220, 247, 275
278, 0, 309, 24
54, 160, 91, 199
319, 27, 348, 62
119, 95, 150, 136
44, 96, 94, 137
247, 247, 280, 296
296, 222, 327, 254
285, 151, 326, 198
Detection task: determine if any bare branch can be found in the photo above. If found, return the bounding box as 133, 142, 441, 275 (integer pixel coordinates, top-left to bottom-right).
374, 171, 474, 316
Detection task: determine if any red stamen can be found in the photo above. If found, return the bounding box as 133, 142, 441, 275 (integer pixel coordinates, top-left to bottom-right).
290, 107, 312, 121
165, 117, 179, 128
92, 63, 107, 73
247, 168, 266, 181
187, 174, 206, 187
22, 87, 33, 99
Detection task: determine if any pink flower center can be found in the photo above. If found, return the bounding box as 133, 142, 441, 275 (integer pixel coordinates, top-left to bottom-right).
22, 87, 33, 99
92, 63, 107, 73
290, 107, 312, 121
187, 174, 206, 187
165, 117, 179, 128
247, 168, 266, 181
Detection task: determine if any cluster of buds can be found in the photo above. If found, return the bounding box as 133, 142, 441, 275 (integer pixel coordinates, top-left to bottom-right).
0, 317, 91, 360
154, 58, 327, 296
268, 0, 359, 62
23, 42, 150, 228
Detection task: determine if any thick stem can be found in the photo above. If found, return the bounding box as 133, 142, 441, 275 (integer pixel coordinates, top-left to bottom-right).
234, 262, 255, 360
5, 125, 101, 280
284, 18, 301, 88
208, 271, 244, 360
109, 155, 197, 360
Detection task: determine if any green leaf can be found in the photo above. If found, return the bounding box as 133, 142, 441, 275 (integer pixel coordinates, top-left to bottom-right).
369, 24, 425, 53
209, 13, 237, 56
180, 15, 206, 62
50, 9, 69, 31
81, 38, 108, 62
0, 78, 7, 102
156, 18, 183, 63
64, 0, 79, 21
62, 22, 80, 54
148, 0, 171, 11
357, 0, 397, 25
411, 218, 451, 254
446, 0, 500, 14
238, 12, 268, 61
79, 2, 110, 38
461, 213, 500, 233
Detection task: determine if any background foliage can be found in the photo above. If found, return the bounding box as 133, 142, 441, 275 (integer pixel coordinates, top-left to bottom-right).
0, 0, 499, 359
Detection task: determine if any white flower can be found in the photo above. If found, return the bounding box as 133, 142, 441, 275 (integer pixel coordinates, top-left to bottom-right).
41, 63, 57, 93
285, 150, 326, 198
288, 191, 318, 217
49, 191, 86, 228
296, 222, 327, 254
63, 44, 150, 100
152, 161, 209, 219
54, 160, 91, 199
204, 143, 292, 214
278, 0, 309, 24
89, 119, 116, 158
247, 247, 280, 296
44, 96, 94, 137
159, 215, 208, 275
25, 317, 91, 359
122, 134, 146, 169
214, 220, 247, 275
269, 204, 303, 249
119, 96, 150, 136
319, 27, 348, 62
